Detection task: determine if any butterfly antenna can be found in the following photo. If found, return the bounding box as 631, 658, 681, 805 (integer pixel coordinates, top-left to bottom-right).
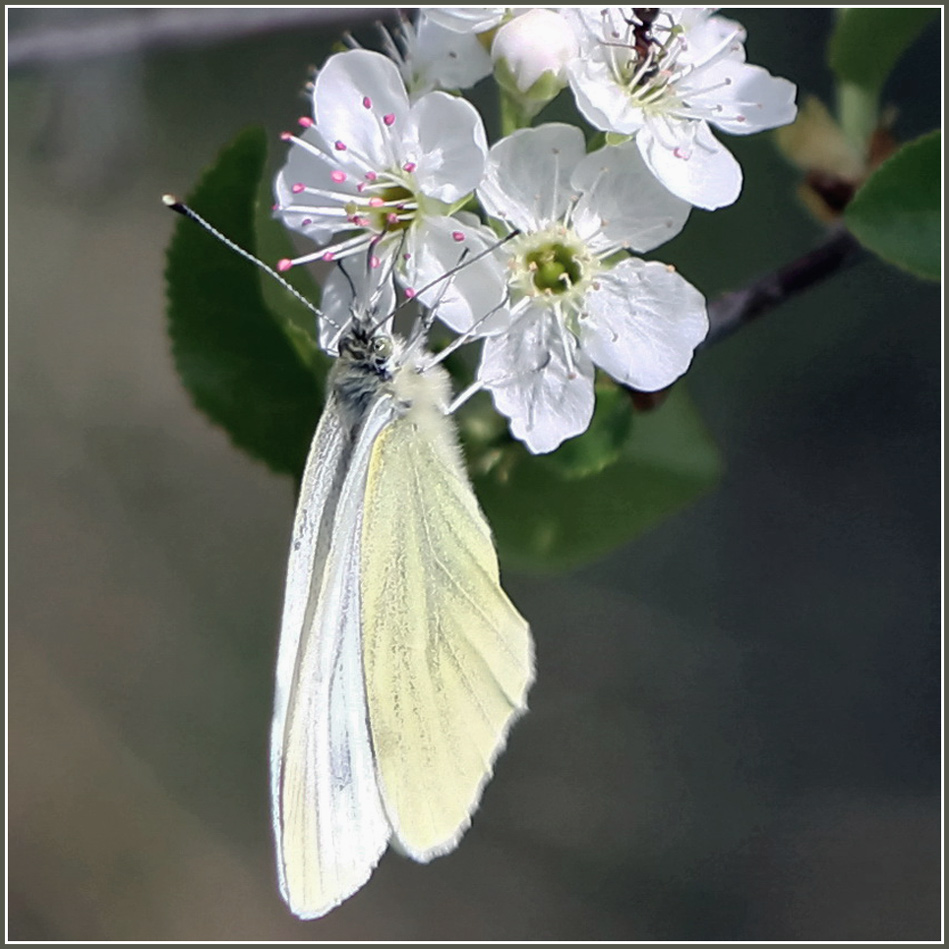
400, 230, 522, 359
416, 229, 519, 302
162, 194, 342, 333
337, 254, 360, 310
336, 236, 401, 333
426, 288, 514, 370
403, 246, 468, 349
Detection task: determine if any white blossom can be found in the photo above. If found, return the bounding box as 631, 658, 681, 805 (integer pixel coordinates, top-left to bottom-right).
565, 7, 798, 209
379, 10, 493, 99
476, 123, 707, 453
273, 49, 503, 336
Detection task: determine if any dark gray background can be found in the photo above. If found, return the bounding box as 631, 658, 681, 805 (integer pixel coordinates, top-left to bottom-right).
8, 7, 941, 940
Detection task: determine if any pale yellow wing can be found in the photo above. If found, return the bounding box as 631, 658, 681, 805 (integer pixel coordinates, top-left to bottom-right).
272, 396, 391, 919
360, 401, 534, 861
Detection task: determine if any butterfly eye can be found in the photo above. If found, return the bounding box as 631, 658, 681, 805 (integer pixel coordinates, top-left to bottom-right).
372, 337, 393, 358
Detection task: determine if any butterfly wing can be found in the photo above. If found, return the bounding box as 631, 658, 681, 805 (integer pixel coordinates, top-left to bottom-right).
271, 396, 391, 919
359, 385, 535, 861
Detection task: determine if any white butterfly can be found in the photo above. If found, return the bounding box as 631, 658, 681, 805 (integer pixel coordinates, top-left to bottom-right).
270, 287, 535, 918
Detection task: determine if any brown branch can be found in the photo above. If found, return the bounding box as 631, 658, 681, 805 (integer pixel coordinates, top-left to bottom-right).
701, 226, 866, 348
629, 227, 866, 411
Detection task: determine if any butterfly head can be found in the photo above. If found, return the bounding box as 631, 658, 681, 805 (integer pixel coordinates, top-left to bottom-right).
337, 324, 399, 382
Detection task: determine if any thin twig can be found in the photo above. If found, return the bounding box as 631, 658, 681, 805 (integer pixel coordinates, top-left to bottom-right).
701, 226, 866, 349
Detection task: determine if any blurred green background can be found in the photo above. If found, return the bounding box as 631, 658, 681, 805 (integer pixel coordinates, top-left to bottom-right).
8, 7, 941, 940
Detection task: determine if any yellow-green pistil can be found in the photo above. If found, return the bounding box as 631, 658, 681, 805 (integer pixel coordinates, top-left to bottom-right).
526, 242, 583, 293
345, 183, 416, 233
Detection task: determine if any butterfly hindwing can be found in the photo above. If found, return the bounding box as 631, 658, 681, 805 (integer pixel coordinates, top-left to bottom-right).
359, 377, 535, 860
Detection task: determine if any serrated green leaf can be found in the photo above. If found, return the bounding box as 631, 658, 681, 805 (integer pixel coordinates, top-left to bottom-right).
829, 8, 938, 94
165, 127, 321, 477
474, 386, 723, 572
845, 131, 941, 281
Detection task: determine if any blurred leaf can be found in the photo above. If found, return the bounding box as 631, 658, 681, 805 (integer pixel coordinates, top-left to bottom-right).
845, 131, 941, 281
774, 95, 865, 180
828, 8, 938, 94
165, 126, 321, 477
475, 387, 723, 572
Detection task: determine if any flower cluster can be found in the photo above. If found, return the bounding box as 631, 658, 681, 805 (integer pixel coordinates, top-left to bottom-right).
273, 7, 798, 453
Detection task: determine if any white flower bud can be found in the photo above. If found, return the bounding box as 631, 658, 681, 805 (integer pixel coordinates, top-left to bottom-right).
491, 9, 578, 95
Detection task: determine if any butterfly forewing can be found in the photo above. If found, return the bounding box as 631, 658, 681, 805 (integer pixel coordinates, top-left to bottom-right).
272, 394, 391, 919
359, 376, 534, 860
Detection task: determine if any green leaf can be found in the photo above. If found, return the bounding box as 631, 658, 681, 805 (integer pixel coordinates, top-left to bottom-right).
473, 387, 723, 572
165, 127, 321, 477
829, 8, 938, 94
845, 131, 941, 281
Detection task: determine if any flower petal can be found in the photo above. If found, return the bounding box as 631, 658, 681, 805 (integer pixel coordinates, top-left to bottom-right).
479, 123, 587, 231
405, 13, 493, 96
570, 141, 692, 254
674, 10, 747, 66
274, 127, 357, 243
579, 258, 708, 391
479, 306, 595, 454
403, 215, 508, 335
699, 63, 798, 136
403, 91, 487, 203
313, 50, 410, 168
638, 119, 742, 210
566, 56, 646, 136
423, 7, 508, 33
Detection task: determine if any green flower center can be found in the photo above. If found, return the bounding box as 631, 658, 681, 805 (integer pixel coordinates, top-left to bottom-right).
525, 242, 584, 294
345, 183, 416, 234
509, 227, 599, 310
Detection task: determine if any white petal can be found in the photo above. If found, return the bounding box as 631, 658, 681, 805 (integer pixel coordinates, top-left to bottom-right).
566, 57, 646, 136
478, 307, 595, 454
701, 63, 798, 135
402, 216, 508, 336
274, 127, 358, 243
479, 123, 587, 231
406, 13, 493, 95
404, 92, 487, 203
675, 10, 747, 66
423, 7, 508, 33
559, 7, 606, 53
314, 50, 410, 168
570, 141, 692, 254
638, 119, 742, 210
579, 258, 708, 391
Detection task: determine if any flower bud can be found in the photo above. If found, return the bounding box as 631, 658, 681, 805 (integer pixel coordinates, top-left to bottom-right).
491, 9, 578, 109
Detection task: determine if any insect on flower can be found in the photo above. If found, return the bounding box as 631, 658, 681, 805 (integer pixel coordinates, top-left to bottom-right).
163, 194, 534, 919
